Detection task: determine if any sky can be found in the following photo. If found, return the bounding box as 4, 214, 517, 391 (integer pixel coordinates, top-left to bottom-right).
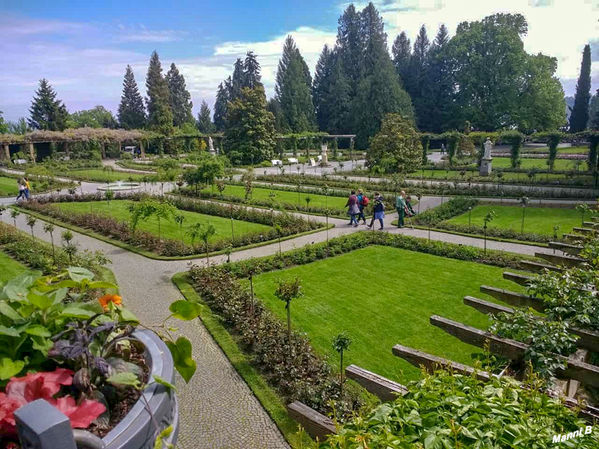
1, 0, 598, 122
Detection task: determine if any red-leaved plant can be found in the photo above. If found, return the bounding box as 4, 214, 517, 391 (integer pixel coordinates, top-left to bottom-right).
0, 368, 105, 436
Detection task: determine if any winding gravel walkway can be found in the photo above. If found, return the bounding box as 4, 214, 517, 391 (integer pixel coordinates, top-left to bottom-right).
0, 183, 561, 448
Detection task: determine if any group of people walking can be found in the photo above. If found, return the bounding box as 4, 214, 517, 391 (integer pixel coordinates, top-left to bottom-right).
16, 177, 31, 201
346, 190, 416, 230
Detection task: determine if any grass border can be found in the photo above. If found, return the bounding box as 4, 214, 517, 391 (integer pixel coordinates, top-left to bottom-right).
172, 272, 311, 448
13, 206, 333, 261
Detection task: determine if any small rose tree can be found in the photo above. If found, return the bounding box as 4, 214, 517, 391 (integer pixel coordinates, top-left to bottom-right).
274, 277, 303, 350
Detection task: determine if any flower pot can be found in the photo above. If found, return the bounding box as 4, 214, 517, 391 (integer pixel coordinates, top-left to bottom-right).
14, 329, 178, 449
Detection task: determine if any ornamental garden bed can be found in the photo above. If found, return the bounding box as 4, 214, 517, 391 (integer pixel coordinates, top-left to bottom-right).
16, 193, 324, 258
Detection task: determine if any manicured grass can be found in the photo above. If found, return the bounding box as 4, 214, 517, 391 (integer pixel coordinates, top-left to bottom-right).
412, 169, 591, 184
172, 273, 310, 448
446, 205, 582, 237
491, 157, 587, 171
203, 184, 349, 210
65, 169, 149, 182
523, 145, 589, 154
0, 177, 19, 196
250, 245, 524, 384
53, 200, 272, 245
0, 251, 28, 283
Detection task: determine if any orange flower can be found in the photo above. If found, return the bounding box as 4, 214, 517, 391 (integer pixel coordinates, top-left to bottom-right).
98, 294, 122, 310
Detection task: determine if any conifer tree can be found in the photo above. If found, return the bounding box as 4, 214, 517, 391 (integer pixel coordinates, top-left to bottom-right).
569, 44, 592, 132
28, 79, 68, 131
352, 2, 413, 148
196, 100, 214, 133
166, 63, 194, 127
223, 86, 275, 164
214, 81, 229, 131
392, 32, 411, 85
275, 35, 316, 132
267, 98, 286, 132
590, 89, 599, 130
118, 65, 146, 129
336, 4, 363, 92
243, 51, 262, 89
313, 45, 335, 131
145, 51, 173, 134
230, 58, 245, 100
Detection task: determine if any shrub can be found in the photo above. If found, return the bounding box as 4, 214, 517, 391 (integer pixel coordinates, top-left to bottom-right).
414, 197, 478, 226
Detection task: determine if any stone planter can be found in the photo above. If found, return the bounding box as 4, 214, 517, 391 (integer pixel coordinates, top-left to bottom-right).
14, 329, 178, 449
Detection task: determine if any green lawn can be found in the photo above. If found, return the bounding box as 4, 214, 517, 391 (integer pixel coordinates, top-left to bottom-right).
446, 205, 583, 237
491, 157, 587, 171
65, 169, 149, 182
251, 246, 524, 383
204, 184, 349, 210
53, 200, 272, 245
523, 146, 589, 154
0, 177, 19, 196
412, 169, 591, 184
0, 251, 28, 283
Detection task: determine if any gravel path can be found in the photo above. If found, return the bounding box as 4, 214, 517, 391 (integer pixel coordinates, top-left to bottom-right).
0, 181, 561, 448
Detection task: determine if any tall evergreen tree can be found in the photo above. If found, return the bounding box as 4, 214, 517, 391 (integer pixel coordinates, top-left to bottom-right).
336, 4, 363, 92
214, 81, 229, 131
267, 98, 286, 132
275, 35, 316, 132
392, 31, 411, 85
313, 45, 335, 131
145, 51, 173, 134
352, 2, 413, 148
569, 44, 592, 132
118, 65, 146, 129
230, 59, 245, 100
243, 51, 262, 89
419, 25, 453, 132
28, 79, 68, 131
166, 63, 194, 127
223, 86, 275, 164
406, 25, 430, 127
590, 89, 599, 130
196, 100, 214, 133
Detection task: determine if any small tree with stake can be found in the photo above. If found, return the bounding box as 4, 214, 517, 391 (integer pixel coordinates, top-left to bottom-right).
274, 277, 303, 352
520, 196, 528, 234
198, 223, 216, 265
61, 230, 76, 263
332, 333, 352, 398
174, 214, 185, 243
26, 216, 36, 238
305, 196, 311, 210
43, 222, 56, 261
576, 203, 590, 226
10, 209, 20, 227
483, 210, 496, 254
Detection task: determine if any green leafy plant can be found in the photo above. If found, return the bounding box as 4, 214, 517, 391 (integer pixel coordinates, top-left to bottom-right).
332, 333, 352, 398
274, 277, 303, 349
25, 215, 37, 238
482, 209, 496, 253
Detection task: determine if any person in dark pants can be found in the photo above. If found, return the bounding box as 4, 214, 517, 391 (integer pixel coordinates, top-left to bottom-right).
396, 190, 406, 228
367, 193, 385, 230
356, 189, 367, 224
346, 190, 360, 226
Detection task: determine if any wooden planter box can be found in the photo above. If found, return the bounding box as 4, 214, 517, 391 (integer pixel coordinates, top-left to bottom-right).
14, 329, 178, 449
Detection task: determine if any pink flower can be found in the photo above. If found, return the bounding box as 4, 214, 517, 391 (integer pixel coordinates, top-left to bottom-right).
5, 368, 73, 403
52, 397, 106, 429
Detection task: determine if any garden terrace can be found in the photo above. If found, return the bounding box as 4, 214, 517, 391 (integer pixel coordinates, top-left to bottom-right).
17, 193, 323, 258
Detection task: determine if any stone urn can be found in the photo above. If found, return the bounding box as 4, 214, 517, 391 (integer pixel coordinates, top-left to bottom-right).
14, 329, 178, 449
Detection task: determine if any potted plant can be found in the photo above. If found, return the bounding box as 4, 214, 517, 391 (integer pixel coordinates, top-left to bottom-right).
0, 267, 200, 449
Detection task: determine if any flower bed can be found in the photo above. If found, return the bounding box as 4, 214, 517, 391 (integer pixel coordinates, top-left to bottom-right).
18, 192, 323, 257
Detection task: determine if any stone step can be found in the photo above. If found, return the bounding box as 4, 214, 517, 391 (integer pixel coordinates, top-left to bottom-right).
548, 241, 583, 255
582, 221, 598, 228
573, 227, 596, 234
464, 296, 599, 352
563, 233, 586, 242
503, 271, 533, 286
480, 285, 543, 311
535, 252, 585, 268
286, 401, 336, 440
345, 365, 408, 402
519, 260, 561, 273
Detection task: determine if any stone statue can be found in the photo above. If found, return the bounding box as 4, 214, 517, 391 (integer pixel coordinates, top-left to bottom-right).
320, 143, 328, 165
483, 137, 493, 159
208, 137, 215, 154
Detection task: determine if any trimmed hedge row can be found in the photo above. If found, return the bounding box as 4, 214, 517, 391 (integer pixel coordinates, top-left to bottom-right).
414, 197, 478, 226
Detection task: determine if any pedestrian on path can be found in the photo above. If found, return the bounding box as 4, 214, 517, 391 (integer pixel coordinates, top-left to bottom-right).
24, 177, 31, 199
367, 193, 385, 230
396, 190, 406, 228
346, 190, 360, 226
16, 179, 26, 201
356, 189, 368, 224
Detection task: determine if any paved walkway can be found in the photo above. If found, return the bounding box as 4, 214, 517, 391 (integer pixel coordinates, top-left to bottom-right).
0, 177, 562, 448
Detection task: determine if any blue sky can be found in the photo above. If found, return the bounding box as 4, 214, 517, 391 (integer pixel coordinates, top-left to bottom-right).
1, 0, 598, 122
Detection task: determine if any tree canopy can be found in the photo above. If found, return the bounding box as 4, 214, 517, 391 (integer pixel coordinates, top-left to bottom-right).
118, 65, 146, 130
196, 100, 215, 133
569, 44, 592, 132
367, 113, 422, 173
166, 63, 194, 127
145, 51, 173, 134
28, 79, 69, 131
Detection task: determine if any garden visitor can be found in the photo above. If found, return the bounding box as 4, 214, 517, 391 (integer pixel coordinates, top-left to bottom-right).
346, 190, 360, 226
405, 195, 416, 217
23, 177, 31, 199
356, 189, 368, 225
16, 179, 26, 201
396, 190, 406, 228
367, 193, 385, 230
